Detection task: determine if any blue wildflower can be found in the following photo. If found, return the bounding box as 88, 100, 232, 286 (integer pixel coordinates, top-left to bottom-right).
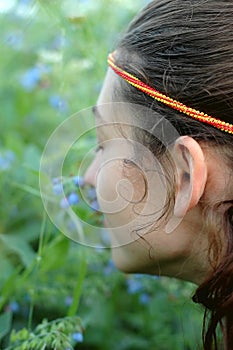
73, 175, 84, 188
51, 35, 69, 50
9, 301, 19, 313
20, 66, 41, 91
64, 296, 73, 306
20, 64, 50, 91
53, 183, 63, 195
68, 192, 79, 205
0, 150, 15, 170
139, 293, 150, 305
155, 275, 161, 279
4, 31, 23, 50
104, 259, 116, 276
49, 94, 68, 113
127, 278, 143, 294
90, 200, 99, 211
52, 177, 63, 194
95, 247, 104, 254
87, 188, 97, 200
134, 274, 144, 279
60, 197, 70, 209
52, 177, 62, 184
72, 332, 83, 343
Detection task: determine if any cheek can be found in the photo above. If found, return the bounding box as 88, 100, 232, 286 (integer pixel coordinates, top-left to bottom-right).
96, 160, 136, 225
97, 160, 169, 250
96, 157, 167, 229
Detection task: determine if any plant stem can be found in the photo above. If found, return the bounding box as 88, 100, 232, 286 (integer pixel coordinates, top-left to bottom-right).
67, 248, 87, 317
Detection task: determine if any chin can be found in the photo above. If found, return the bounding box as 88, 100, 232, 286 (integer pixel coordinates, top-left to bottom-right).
111, 248, 136, 273
111, 248, 152, 275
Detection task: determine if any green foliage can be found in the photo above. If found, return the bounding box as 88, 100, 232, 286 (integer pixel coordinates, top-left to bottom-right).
6, 316, 83, 350
0, 1, 203, 349
0, 312, 12, 340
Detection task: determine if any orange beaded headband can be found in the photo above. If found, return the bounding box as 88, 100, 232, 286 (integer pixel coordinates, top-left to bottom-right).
108, 52, 233, 135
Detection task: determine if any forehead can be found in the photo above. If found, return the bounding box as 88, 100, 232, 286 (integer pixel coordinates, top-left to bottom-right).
95, 68, 133, 134
97, 68, 116, 107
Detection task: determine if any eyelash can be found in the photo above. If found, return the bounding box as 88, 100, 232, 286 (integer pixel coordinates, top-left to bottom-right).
95, 145, 103, 153
123, 158, 135, 165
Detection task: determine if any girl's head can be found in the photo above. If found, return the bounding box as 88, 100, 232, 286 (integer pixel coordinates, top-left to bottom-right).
85, 1, 233, 348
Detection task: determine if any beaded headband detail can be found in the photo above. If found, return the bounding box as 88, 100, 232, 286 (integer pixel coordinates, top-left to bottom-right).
107, 52, 233, 135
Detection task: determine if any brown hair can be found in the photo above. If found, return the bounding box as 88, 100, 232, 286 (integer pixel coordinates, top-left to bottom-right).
112, 1, 233, 349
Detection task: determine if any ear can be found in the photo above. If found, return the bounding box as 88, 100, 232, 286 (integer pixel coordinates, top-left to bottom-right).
172, 136, 207, 218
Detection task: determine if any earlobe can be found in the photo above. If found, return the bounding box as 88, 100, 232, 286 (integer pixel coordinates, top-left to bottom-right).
173, 136, 207, 218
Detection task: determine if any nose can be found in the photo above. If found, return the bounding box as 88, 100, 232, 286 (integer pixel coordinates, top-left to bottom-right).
83, 151, 101, 187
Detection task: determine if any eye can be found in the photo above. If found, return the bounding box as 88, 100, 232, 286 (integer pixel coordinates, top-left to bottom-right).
95, 145, 103, 153
123, 158, 136, 166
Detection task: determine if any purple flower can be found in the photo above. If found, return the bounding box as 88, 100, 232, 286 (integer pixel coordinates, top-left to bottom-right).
49, 94, 68, 113
73, 176, 84, 188
72, 332, 83, 343
68, 192, 79, 205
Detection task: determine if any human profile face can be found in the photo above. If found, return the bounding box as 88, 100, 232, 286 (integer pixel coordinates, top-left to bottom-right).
84, 69, 209, 283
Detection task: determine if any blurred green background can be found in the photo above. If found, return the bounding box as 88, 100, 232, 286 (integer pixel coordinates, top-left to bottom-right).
0, 1, 203, 349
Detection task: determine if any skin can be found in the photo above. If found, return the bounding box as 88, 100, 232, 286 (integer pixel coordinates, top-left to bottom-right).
84, 69, 229, 285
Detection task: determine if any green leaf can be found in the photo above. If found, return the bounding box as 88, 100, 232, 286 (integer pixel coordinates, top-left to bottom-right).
12, 182, 42, 198
0, 311, 12, 340
0, 257, 14, 283
40, 236, 69, 272
0, 267, 21, 311
9, 223, 41, 243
